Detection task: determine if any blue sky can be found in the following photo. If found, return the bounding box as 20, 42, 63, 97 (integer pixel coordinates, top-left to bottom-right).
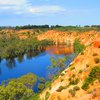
0, 0, 100, 26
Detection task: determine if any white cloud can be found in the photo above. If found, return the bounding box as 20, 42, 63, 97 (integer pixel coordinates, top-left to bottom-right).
0, 0, 27, 5
0, 0, 66, 15
28, 5, 66, 14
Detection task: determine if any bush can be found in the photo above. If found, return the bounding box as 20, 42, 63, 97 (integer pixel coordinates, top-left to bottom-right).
0, 81, 33, 100
81, 52, 84, 55
61, 79, 64, 82
73, 86, 80, 91
93, 53, 98, 56
86, 64, 89, 68
57, 86, 65, 92
94, 58, 100, 64
79, 70, 83, 73
28, 93, 39, 100
45, 92, 50, 100
69, 78, 79, 85
61, 73, 64, 76
72, 74, 75, 78
38, 84, 45, 91
39, 77, 45, 83
70, 67, 75, 71
69, 89, 76, 97
45, 81, 51, 88
82, 66, 100, 90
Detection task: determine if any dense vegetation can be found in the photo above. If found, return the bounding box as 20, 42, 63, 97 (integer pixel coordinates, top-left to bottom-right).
73, 39, 85, 54
0, 73, 37, 100
0, 33, 53, 60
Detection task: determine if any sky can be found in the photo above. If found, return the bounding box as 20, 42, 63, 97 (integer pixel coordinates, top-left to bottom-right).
0, 0, 100, 26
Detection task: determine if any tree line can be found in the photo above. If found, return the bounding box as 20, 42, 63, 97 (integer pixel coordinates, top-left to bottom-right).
0, 25, 100, 30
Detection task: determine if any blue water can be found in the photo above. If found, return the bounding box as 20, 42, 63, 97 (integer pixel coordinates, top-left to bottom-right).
0, 51, 75, 92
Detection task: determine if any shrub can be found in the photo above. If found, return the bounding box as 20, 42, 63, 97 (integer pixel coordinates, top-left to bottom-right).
57, 86, 65, 92
45, 81, 51, 88
69, 89, 76, 97
82, 66, 100, 90
81, 52, 84, 55
79, 70, 83, 73
70, 67, 75, 71
49, 86, 51, 90
73, 86, 80, 91
53, 74, 59, 80
38, 84, 45, 91
39, 77, 45, 83
0, 81, 34, 100
93, 53, 98, 56
86, 64, 89, 68
61, 73, 64, 76
94, 58, 100, 64
28, 93, 39, 100
61, 79, 64, 82
69, 78, 79, 85
45, 92, 50, 100
72, 74, 75, 78
69, 78, 72, 81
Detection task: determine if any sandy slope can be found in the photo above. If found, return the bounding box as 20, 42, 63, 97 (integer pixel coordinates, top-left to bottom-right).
39, 30, 100, 100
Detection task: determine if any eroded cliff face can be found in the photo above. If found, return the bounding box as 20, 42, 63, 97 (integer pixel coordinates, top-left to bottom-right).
0, 29, 37, 39
37, 30, 100, 46
39, 30, 100, 100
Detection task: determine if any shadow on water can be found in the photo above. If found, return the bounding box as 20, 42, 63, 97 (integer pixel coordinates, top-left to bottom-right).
6, 58, 16, 69
17, 55, 24, 63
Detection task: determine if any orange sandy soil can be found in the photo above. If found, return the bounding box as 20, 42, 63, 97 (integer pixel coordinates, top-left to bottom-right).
37, 30, 100, 46
39, 30, 100, 100
0, 29, 36, 39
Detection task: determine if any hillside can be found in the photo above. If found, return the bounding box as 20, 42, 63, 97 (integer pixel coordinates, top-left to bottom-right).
0, 29, 100, 100
39, 30, 100, 100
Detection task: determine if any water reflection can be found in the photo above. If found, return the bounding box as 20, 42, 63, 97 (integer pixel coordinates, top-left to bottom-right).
0, 67, 1, 75
6, 58, 16, 69
17, 55, 24, 63
46, 45, 74, 55
26, 51, 42, 60
0, 58, 1, 63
